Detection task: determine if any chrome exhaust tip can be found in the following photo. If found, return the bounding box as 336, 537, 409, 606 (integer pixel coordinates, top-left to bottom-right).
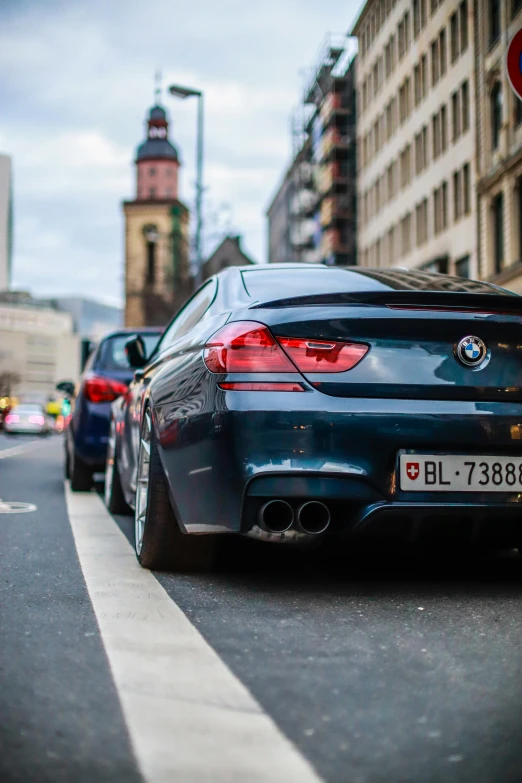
296, 501, 330, 535
258, 500, 294, 534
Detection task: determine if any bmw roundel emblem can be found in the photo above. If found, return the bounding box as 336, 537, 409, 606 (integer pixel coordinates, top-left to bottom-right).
456, 336, 487, 367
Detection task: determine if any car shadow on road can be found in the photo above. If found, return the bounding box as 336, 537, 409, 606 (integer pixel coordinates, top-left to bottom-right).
192, 536, 522, 602
104, 484, 522, 599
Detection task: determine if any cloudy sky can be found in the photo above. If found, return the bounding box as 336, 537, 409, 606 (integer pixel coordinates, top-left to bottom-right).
0, 0, 359, 306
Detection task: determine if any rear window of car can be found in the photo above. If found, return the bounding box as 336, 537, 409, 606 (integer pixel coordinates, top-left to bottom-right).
98, 333, 161, 370
13, 405, 44, 414
241, 268, 390, 301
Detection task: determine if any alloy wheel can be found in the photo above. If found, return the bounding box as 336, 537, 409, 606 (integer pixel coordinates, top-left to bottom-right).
134, 409, 152, 555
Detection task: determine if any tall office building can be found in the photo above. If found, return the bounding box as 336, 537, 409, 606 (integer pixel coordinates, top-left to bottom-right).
0, 154, 13, 291
352, 0, 476, 278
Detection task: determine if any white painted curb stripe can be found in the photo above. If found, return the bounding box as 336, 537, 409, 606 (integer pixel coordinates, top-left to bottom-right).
65, 484, 324, 783
0, 440, 47, 460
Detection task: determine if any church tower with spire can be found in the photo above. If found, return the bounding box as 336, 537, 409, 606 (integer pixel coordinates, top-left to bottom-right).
123, 85, 191, 327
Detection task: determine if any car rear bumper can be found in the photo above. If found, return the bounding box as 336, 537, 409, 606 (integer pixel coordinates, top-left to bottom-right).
70, 401, 112, 468
4, 423, 47, 434
155, 393, 522, 544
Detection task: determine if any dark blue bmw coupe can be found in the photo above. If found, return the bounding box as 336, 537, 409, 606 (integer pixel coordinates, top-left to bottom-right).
105, 265, 522, 571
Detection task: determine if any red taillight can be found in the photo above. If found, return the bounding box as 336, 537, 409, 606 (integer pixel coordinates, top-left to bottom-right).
29, 415, 45, 425
84, 376, 128, 403
204, 322, 296, 373
5, 414, 19, 424
218, 382, 305, 392
276, 337, 368, 373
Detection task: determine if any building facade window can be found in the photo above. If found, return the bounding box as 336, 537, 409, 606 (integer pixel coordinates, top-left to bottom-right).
431, 39, 439, 86
492, 192, 504, 273
421, 54, 428, 99
450, 1, 468, 61
462, 163, 471, 214
439, 28, 447, 77
515, 96, 522, 127
460, 1, 468, 53
453, 170, 461, 221
400, 144, 411, 187
489, 0, 501, 48
441, 105, 447, 152
450, 12, 459, 62
432, 107, 446, 158
455, 255, 470, 277
462, 81, 470, 132
416, 198, 429, 246
434, 182, 448, 234
144, 227, 159, 285
491, 82, 502, 151
516, 177, 522, 261
433, 111, 441, 158
413, 0, 420, 37
401, 212, 412, 255
414, 63, 421, 106
452, 90, 461, 141
149, 167, 156, 176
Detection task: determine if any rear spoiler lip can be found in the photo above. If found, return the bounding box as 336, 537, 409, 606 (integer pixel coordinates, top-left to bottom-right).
250, 290, 522, 313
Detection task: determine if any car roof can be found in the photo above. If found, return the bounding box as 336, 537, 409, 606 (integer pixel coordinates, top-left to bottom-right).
101, 327, 163, 340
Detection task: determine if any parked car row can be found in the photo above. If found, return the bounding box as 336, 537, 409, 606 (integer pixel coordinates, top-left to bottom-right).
59, 265, 522, 573
57, 328, 162, 490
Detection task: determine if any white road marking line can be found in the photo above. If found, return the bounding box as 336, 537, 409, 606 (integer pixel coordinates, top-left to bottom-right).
0, 440, 48, 460
65, 485, 324, 783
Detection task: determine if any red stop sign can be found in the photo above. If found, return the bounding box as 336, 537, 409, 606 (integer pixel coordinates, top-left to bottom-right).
507, 28, 522, 101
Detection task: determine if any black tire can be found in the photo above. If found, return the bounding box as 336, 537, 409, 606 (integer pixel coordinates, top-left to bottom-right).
70, 448, 93, 492
65, 445, 71, 479
105, 445, 131, 515
136, 422, 215, 572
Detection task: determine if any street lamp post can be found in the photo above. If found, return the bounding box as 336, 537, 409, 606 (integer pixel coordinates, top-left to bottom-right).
168, 83, 204, 288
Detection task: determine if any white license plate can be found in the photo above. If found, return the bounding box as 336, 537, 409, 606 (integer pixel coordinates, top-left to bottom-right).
399, 454, 522, 492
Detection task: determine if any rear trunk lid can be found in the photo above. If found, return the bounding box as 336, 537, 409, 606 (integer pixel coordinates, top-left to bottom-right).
253, 292, 522, 402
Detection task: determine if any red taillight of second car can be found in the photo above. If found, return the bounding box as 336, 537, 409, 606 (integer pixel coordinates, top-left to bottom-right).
83, 376, 128, 403
204, 322, 296, 373
5, 414, 19, 424
276, 337, 369, 373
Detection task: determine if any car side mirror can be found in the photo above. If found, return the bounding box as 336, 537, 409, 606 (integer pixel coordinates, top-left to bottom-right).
125, 335, 147, 368
56, 380, 75, 397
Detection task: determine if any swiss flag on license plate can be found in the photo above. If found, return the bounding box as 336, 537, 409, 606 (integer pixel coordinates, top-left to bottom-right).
406, 462, 420, 480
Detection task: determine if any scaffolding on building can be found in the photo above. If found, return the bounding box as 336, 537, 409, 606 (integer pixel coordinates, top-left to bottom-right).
287, 34, 357, 266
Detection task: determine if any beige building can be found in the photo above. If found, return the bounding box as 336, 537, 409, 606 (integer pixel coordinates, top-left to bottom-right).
0, 301, 80, 402
123, 200, 190, 327
476, 0, 522, 292
352, 0, 476, 278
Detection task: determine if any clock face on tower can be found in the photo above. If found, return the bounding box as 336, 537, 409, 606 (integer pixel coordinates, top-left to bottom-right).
149, 126, 167, 139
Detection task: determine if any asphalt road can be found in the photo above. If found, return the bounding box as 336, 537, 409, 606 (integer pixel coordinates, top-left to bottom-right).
1, 432, 522, 783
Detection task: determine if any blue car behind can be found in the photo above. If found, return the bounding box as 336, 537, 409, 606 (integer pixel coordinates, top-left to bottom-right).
59, 328, 161, 490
